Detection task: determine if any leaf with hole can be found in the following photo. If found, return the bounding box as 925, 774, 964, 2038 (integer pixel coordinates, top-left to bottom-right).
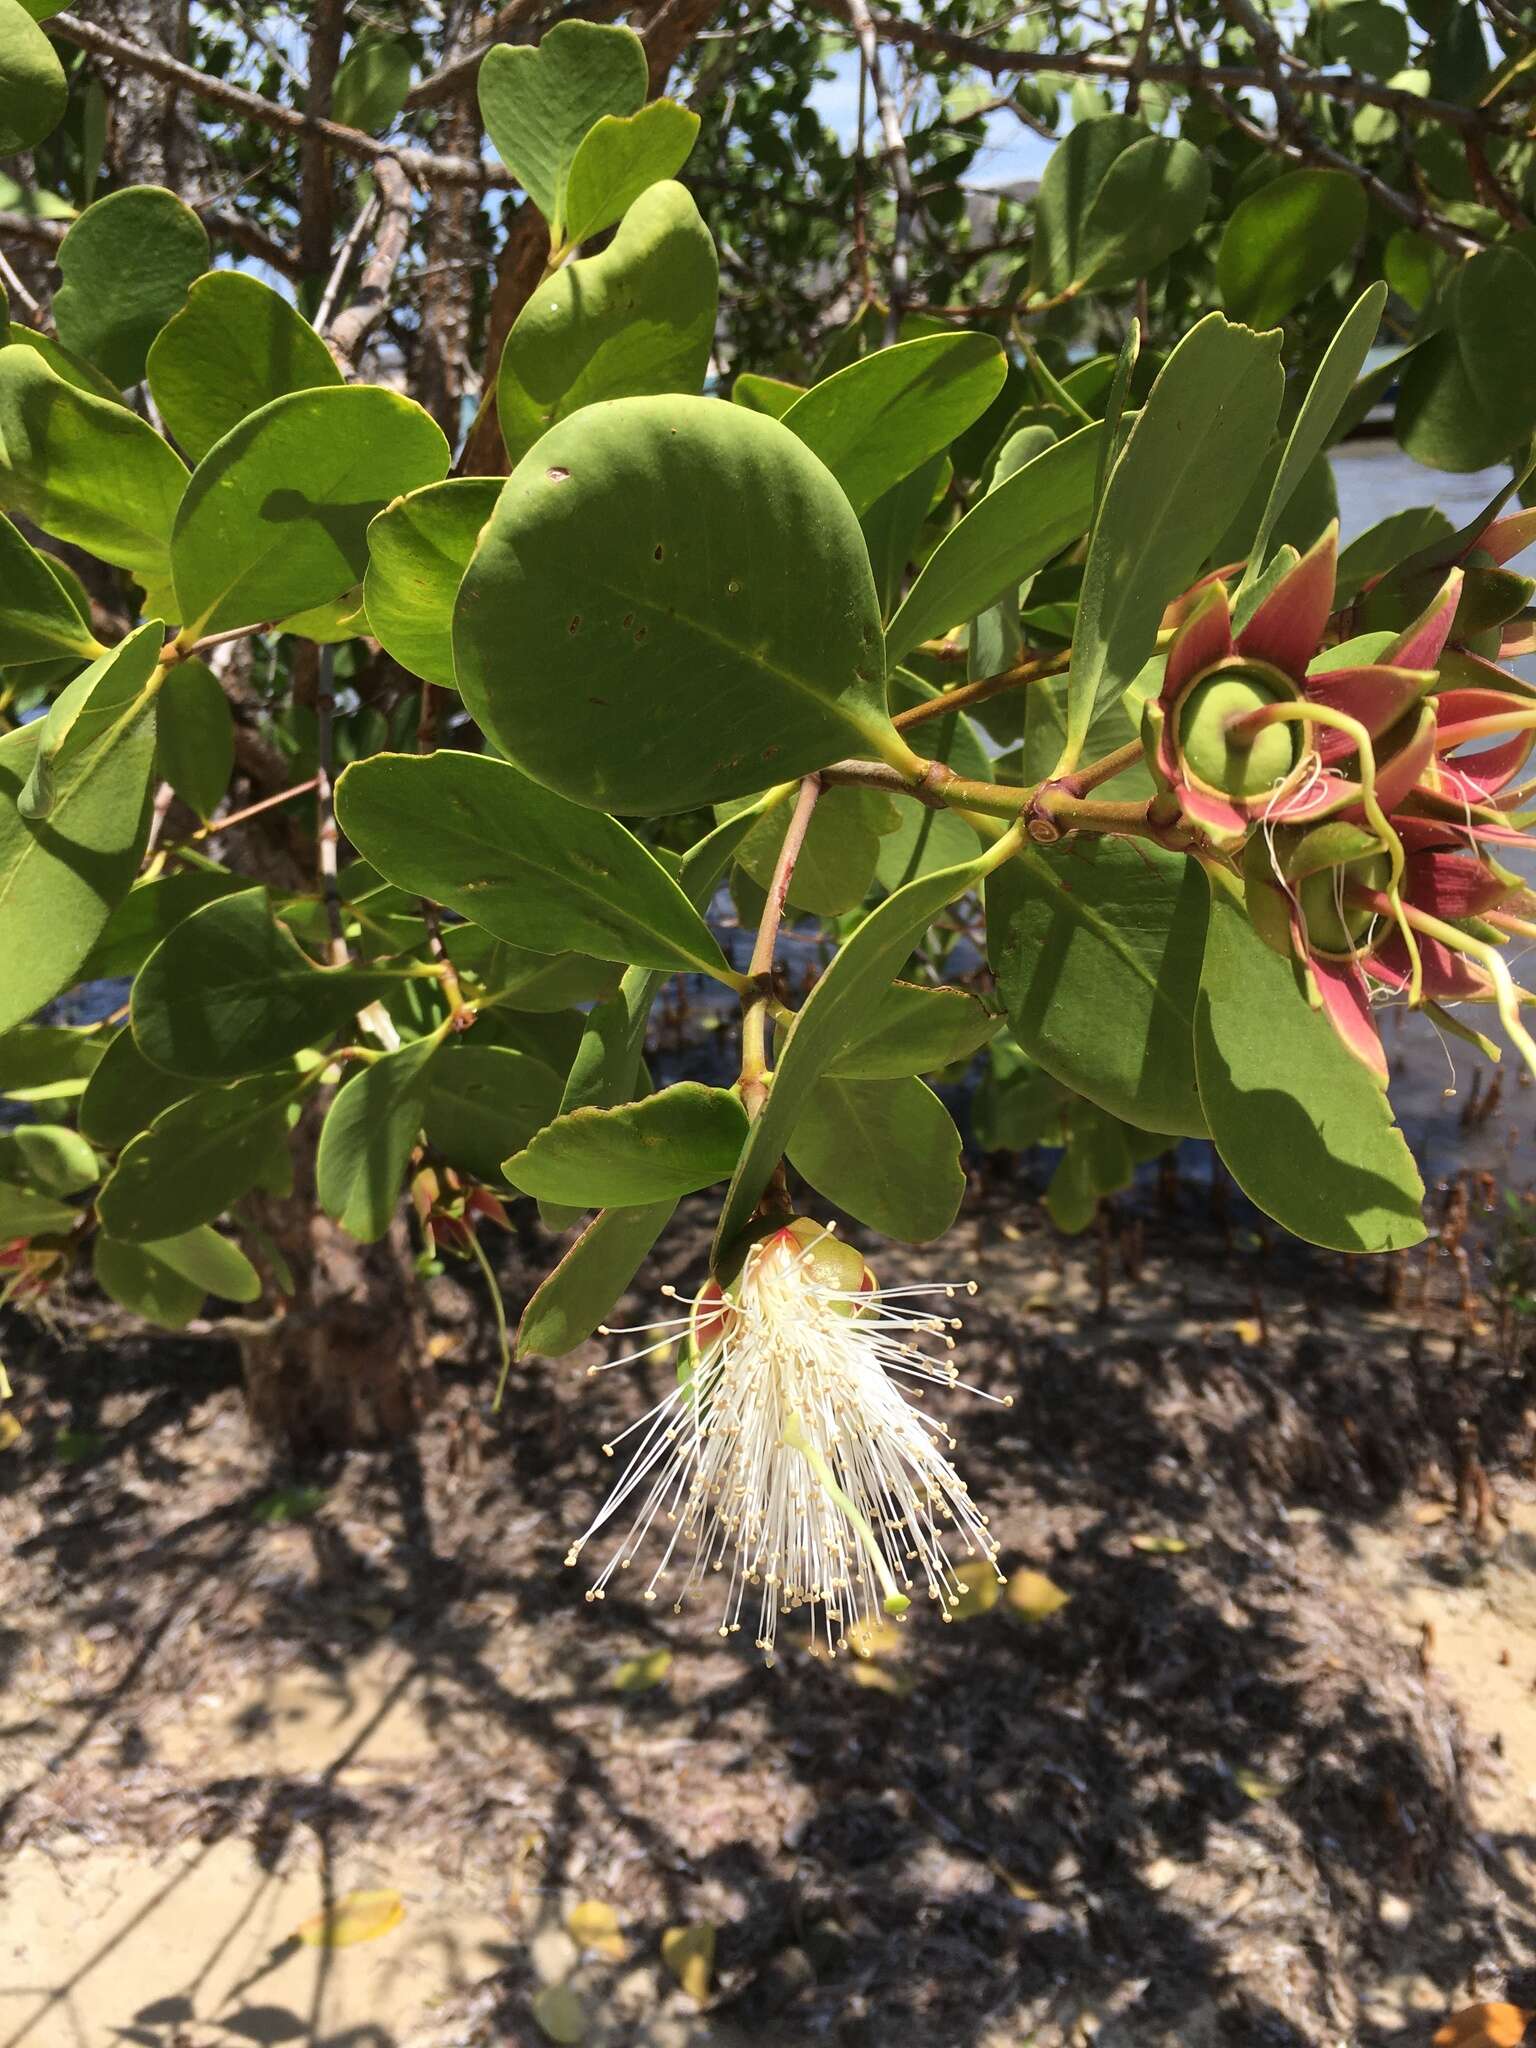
455, 394, 902, 814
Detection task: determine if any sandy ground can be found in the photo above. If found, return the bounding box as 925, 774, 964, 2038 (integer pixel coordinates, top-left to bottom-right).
4, 1188, 1536, 2047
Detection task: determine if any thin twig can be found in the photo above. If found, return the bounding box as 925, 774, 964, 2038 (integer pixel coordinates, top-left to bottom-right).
845, 0, 915, 344
327, 158, 415, 372
314, 192, 380, 333
748, 775, 822, 986
161, 776, 320, 854
314, 645, 347, 966
0, 245, 43, 323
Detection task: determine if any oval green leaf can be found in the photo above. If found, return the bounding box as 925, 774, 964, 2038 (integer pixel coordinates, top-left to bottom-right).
422, 1042, 563, 1185
504, 1082, 747, 1207
455, 393, 901, 814
561, 99, 700, 249
365, 478, 499, 686
478, 19, 647, 240
157, 659, 233, 821
516, 1198, 676, 1358
0, 0, 65, 155
316, 1035, 441, 1242
171, 385, 449, 636
147, 271, 342, 465
1217, 171, 1368, 330
52, 187, 209, 389
98, 1070, 301, 1240
786, 1074, 964, 1242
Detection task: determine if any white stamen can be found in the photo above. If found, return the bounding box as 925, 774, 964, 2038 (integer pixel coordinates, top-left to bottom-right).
565, 1231, 1006, 1661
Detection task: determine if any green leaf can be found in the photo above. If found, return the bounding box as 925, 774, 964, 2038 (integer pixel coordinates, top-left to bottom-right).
780, 333, 1006, 518
829, 981, 999, 1079
0, 1182, 78, 1236
422, 1043, 563, 1184
497, 180, 717, 467
364, 478, 498, 687
131, 887, 404, 1078
861, 451, 948, 621
98, 1070, 300, 1240
1217, 171, 1368, 329
336, 750, 733, 978
478, 19, 647, 243
561, 99, 700, 248
1335, 505, 1454, 607
504, 1082, 747, 1207
732, 373, 804, 419
77, 867, 246, 982
1194, 872, 1425, 1252
441, 929, 620, 1012
1063, 314, 1284, 765
885, 423, 1102, 665
94, 1224, 261, 1327
0, 1025, 103, 1099
1046, 1102, 1141, 1234
786, 1074, 964, 1241
1397, 247, 1536, 473
1323, 0, 1409, 77
332, 31, 414, 132
1031, 118, 1209, 296
147, 271, 342, 465
1239, 283, 1385, 594
157, 659, 233, 820
0, 343, 189, 582
987, 836, 1209, 1137
52, 188, 209, 388
78, 1027, 192, 1148
711, 852, 990, 1268
455, 394, 903, 814
317, 1035, 441, 1242
171, 385, 449, 636
0, 0, 65, 155
0, 681, 157, 1037
725, 785, 898, 917
0, 510, 105, 664
0, 1122, 97, 1194
516, 1199, 676, 1358
17, 618, 162, 820
4, 322, 128, 402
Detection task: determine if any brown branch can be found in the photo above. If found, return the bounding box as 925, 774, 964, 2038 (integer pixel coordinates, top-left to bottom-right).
851, 6, 1512, 140
325, 158, 414, 371
300, 0, 346, 278
845, 0, 914, 345
48, 13, 512, 186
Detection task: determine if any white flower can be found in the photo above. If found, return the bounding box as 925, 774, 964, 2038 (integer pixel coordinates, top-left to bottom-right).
565, 1221, 1007, 1661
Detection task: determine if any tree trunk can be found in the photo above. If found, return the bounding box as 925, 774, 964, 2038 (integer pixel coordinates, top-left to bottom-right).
239, 1101, 436, 1456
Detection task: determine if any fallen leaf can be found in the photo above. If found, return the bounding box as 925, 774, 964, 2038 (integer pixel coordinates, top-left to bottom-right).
1231, 1317, 1264, 1345
1004, 1569, 1072, 1621
0, 1412, 22, 1451
1130, 1533, 1192, 1554
1232, 1766, 1284, 1802
294, 1888, 405, 1948
947, 1560, 1000, 1620
610, 1647, 672, 1693
252, 1484, 326, 1524
845, 1661, 913, 1696
1433, 2004, 1533, 2047
73, 1635, 95, 1668
1414, 1501, 1452, 1526
566, 1899, 626, 1961
532, 1983, 586, 2044
988, 1858, 1042, 1900
661, 1922, 716, 2003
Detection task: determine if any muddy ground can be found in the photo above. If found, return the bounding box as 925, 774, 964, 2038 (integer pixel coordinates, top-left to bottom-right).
4, 1177, 1536, 2048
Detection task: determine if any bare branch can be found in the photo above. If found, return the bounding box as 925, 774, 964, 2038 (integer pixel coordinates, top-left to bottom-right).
844, 0, 914, 344
326, 158, 416, 372
48, 13, 512, 187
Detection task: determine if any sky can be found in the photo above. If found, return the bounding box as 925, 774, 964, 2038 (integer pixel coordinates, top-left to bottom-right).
809, 42, 1057, 191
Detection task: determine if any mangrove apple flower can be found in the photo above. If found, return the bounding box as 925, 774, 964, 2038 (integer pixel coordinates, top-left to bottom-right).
565, 1218, 1006, 1661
